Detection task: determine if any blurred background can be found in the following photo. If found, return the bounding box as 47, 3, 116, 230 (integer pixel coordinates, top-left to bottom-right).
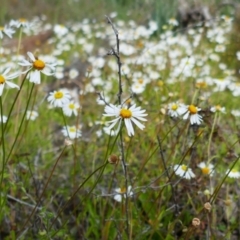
1, 0, 239, 27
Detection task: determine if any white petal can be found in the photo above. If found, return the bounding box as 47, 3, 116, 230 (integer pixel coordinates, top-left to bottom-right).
41, 67, 54, 76
130, 117, 145, 130
5, 72, 20, 80
132, 116, 147, 122
0, 84, 4, 96
183, 112, 189, 120
27, 52, 36, 61
106, 118, 120, 130
2, 68, 11, 75
124, 119, 134, 136
5, 81, 20, 89
29, 70, 41, 84
113, 194, 122, 202
19, 59, 32, 67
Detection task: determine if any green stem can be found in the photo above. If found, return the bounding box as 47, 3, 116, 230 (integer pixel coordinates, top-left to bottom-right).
5, 83, 34, 164
17, 27, 23, 56
49, 161, 108, 236
4, 71, 29, 134
19, 146, 67, 235
191, 88, 199, 105
210, 156, 239, 204
0, 97, 6, 216
0, 96, 6, 164
207, 113, 218, 164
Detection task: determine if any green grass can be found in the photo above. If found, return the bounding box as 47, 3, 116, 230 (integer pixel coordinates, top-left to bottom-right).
0, 1, 240, 239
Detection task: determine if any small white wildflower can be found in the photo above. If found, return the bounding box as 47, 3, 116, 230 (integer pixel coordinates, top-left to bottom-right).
226, 169, 240, 179
174, 164, 195, 179
69, 68, 79, 79
47, 89, 71, 108
62, 101, 80, 117
26, 110, 39, 121
0, 68, 19, 96
54, 24, 69, 37
210, 105, 226, 114
113, 186, 133, 202
0, 115, 7, 123
61, 125, 81, 139
168, 18, 179, 26
103, 104, 147, 137
10, 18, 31, 29
183, 104, 203, 125
18, 52, 56, 84
168, 102, 187, 118
198, 162, 214, 176
0, 25, 15, 39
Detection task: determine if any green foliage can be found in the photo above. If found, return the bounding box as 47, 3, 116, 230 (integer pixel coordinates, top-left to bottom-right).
0, 1, 240, 239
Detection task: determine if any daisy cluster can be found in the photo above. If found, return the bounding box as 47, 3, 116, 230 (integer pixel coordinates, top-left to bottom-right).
173, 162, 240, 180
0, 18, 82, 141
1, 14, 240, 199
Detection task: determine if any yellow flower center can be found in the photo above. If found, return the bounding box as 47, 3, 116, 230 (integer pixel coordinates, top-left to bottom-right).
69, 103, 75, 109
0, 26, 4, 31
181, 165, 188, 171
188, 105, 198, 114
215, 105, 221, 111
137, 41, 144, 48
54, 91, 64, 99
138, 79, 144, 84
19, 18, 27, 23
196, 81, 207, 89
223, 16, 230, 21
0, 75, 5, 84
171, 104, 178, 111
120, 109, 132, 119
231, 169, 237, 173
158, 80, 164, 87
33, 59, 45, 70
120, 187, 126, 193
202, 167, 210, 175
69, 127, 76, 132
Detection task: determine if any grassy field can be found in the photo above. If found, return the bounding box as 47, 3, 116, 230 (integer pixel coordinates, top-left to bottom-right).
0, 0, 240, 239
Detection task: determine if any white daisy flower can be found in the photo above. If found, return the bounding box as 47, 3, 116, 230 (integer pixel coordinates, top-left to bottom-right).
0, 25, 15, 39
69, 68, 79, 79
0, 115, 7, 123
10, 18, 31, 29
103, 104, 147, 137
231, 110, 240, 117
0, 68, 20, 96
62, 101, 80, 117
210, 105, 226, 114
174, 164, 195, 179
47, 89, 71, 108
18, 52, 56, 84
131, 82, 145, 94
237, 51, 240, 61
183, 104, 203, 125
168, 18, 179, 26
103, 126, 117, 136
113, 186, 133, 202
168, 102, 187, 118
26, 110, 39, 121
61, 125, 81, 139
197, 162, 214, 176
53, 24, 69, 37
226, 169, 240, 179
